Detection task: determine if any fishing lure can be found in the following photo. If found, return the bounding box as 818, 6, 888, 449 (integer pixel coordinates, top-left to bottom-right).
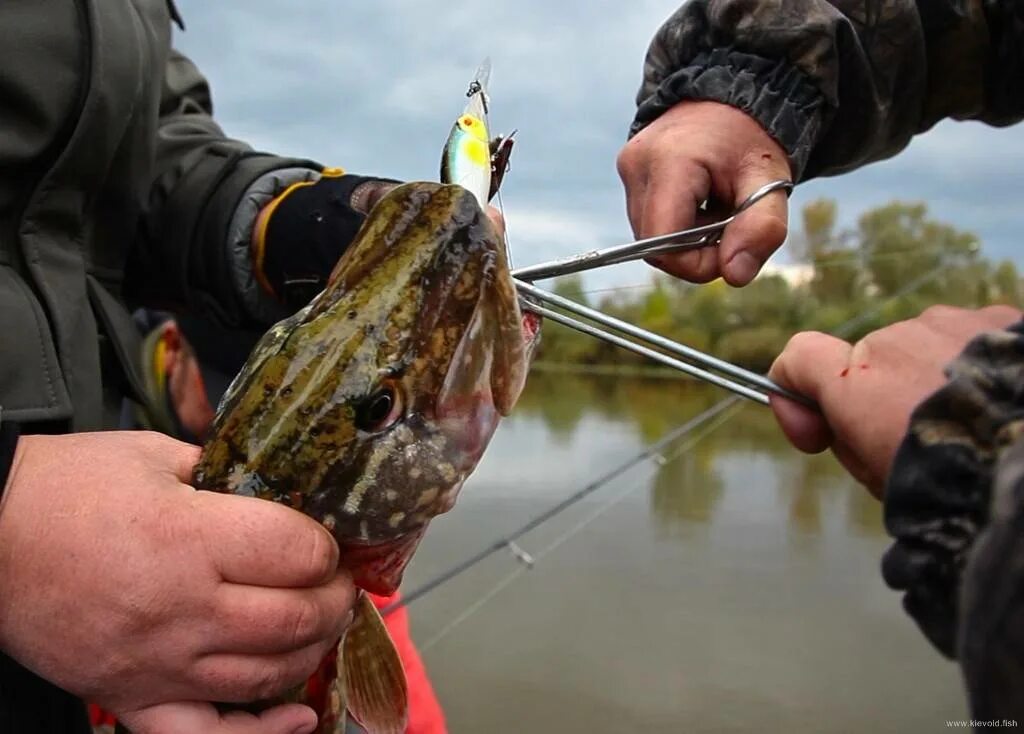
441, 59, 515, 205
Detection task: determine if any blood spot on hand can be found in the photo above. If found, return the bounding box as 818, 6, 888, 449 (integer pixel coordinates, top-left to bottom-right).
860, 364, 869, 370
840, 367, 850, 377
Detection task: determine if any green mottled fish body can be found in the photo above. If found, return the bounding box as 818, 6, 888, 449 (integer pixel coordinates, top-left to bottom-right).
192, 182, 539, 734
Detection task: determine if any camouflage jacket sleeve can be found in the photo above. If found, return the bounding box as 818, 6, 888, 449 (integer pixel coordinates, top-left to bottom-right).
631, 1, 1024, 181
881, 320, 1024, 719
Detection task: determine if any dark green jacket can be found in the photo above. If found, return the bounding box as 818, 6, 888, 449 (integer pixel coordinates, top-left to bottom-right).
632, 1, 1024, 721
0, 0, 321, 727
0, 0, 316, 432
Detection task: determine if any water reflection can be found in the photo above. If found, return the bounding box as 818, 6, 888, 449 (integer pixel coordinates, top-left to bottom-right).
650, 450, 723, 529
514, 370, 884, 540
411, 373, 962, 733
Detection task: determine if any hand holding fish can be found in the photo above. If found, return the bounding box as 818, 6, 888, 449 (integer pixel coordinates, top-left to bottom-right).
0, 431, 355, 732
768, 305, 1023, 498
617, 100, 791, 286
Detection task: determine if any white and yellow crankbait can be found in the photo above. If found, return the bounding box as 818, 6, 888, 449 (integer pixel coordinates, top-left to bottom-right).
441, 59, 513, 207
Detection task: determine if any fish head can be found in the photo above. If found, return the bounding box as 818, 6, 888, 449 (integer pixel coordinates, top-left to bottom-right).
195, 182, 540, 595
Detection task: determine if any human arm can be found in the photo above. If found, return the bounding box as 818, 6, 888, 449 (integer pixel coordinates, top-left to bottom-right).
0, 431, 356, 732
619, 1, 1024, 283
126, 50, 397, 325
767, 304, 1024, 718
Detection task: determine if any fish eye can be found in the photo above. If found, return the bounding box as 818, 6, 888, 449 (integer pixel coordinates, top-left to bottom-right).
356, 381, 404, 433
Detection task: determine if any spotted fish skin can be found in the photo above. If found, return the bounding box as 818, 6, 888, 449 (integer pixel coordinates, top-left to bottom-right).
193, 181, 532, 590
189, 181, 538, 734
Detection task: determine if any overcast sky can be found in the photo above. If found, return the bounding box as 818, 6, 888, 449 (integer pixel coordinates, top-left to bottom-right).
174, 0, 1024, 293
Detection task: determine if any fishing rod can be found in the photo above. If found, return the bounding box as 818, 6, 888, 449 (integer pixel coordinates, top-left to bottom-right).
418, 400, 744, 653
380, 397, 741, 617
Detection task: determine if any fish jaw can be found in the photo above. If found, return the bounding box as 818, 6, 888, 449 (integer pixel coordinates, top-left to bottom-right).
338, 528, 428, 596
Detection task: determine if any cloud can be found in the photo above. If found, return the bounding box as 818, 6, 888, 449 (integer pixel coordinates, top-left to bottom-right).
175, 0, 1024, 290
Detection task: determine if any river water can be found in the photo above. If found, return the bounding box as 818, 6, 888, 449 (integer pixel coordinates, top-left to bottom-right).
400, 373, 966, 733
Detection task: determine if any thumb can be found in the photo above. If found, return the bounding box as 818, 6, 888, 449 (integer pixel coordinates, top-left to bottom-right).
768, 331, 852, 453
118, 701, 318, 734
718, 152, 792, 286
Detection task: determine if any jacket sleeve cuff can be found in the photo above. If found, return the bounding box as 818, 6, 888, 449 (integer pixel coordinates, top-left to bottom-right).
881, 321, 1024, 659
226, 167, 322, 326
130, 152, 324, 328
629, 48, 825, 181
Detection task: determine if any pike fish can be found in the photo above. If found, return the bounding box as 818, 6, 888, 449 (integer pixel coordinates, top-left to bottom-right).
192, 181, 541, 733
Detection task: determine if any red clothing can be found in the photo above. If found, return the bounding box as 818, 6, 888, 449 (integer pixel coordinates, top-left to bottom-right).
370, 590, 447, 734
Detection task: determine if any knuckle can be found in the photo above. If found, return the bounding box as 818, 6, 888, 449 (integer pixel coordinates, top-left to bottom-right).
135, 430, 170, 452
761, 213, 788, 249
919, 304, 961, 324
784, 330, 830, 357
287, 599, 325, 648
244, 663, 288, 702
615, 142, 644, 181
300, 526, 338, 581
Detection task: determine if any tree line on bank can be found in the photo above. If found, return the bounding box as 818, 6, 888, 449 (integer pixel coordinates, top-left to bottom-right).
535, 199, 1022, 372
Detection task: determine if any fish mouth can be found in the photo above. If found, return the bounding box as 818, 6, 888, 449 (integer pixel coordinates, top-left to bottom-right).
433, 243, 540, 466
338, 528, 428, 596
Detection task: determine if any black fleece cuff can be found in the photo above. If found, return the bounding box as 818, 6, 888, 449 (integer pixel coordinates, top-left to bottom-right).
0, 421, 20, 500
630, 48, 825, 181
261, 174, 398, 309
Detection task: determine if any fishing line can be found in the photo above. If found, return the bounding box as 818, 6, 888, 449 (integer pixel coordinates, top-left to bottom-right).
832, 263, 948, 339
495, 188, 514, 269
382, 397, 740, 617
417, 398, 745, 652
384, 260, 950, 621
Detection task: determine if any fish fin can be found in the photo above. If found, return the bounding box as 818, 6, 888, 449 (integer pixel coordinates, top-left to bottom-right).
310, 636, 346, 734
327, 643, 348, 734
343, 592, 408, 734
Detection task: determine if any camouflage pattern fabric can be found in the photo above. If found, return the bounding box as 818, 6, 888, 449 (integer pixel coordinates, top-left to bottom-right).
632, 1, 1024, 181
882, 321, 1024, 720
631, 1, 1024, 720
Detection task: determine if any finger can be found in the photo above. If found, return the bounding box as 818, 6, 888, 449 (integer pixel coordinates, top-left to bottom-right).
624, 177, 646, 239
977, 304, 1024, 329
208, 573, 356, 655
639, 159, 709, 237
119, 701, 317, 734
640, 162, 715, 282
719, 158, 791, 286
919, 303, 1022, 342
195, 492, 340, 587
768, 394, 832, 454
486, 205, 506, 234
192, 638, 339, 704
769, 331, 853, 453
350, 180, 400, 215
616, 139, 648, 236
130, 430, 203, 482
